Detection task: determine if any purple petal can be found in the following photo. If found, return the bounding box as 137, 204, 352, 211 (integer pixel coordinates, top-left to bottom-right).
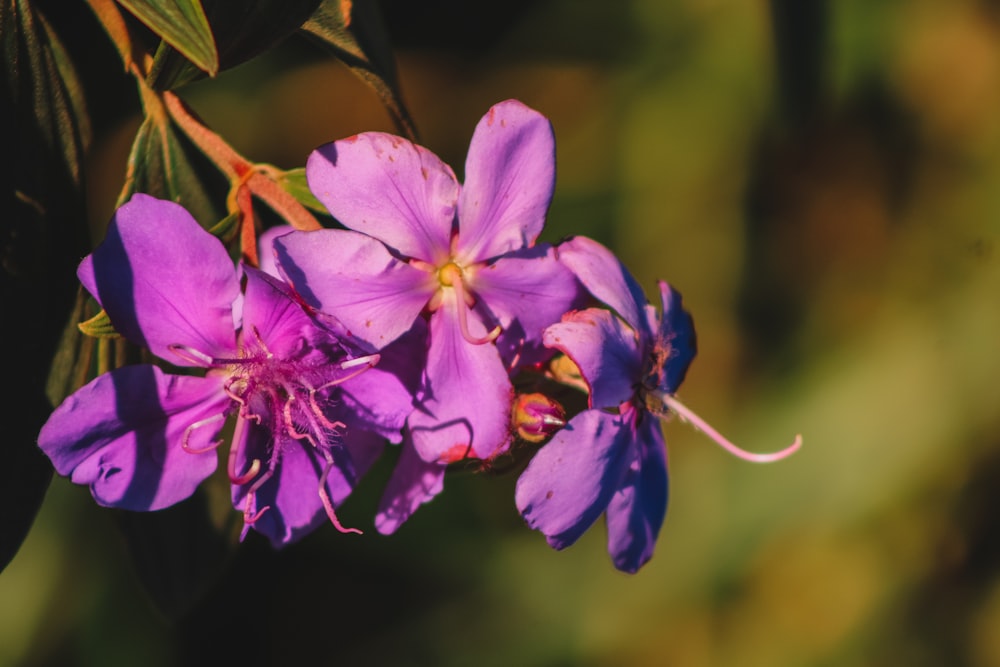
515, 409, 635, 550
241, 267, 320, 358
38, 365, 225, 511
234, 424, 386, 546
471, 244, 584, 367
274, 229, 436, 349
654, 281, 697, 394
407, 305, 512, 462
557, 236, 648, 336
605, 413, 668, 573
78, 194, 240, 366
306, 134, 458, 263
543, 308, 642, 410
258, 225, 294, 277
337, 325, 425, 442
375, 441, 446, 535
455, 100, 555, 263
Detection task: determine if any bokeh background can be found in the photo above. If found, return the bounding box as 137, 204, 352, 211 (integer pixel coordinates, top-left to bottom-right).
3, 0, 1000, 665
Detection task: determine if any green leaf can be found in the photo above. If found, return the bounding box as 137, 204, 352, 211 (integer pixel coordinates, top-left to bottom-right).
208, 210, 240, 243
302, 0, 417, 140
78, 309, 120, 339
146, 0, 321, 90
1, 0, 93, 574
117, 0, 218, 75
122, 109, 225, 226
276, 167, 327, 213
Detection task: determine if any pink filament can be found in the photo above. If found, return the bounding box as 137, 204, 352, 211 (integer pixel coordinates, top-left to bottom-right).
659, 393, 801, 463
449, 271, 500, 345
181, 413, 226, 454
319, 452, 362, 535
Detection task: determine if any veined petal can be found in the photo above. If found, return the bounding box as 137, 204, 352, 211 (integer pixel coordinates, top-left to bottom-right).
605, 414, 668, 573
306, 134, 458, 263
38, 365, 226, 511
515, 409, 635, 550
240, 267, 322, 358
408, 304, 512, 462
655, 281, 697, 394
275, 229, 436, 349
543, 308, 642, 410
456, 100, 555, 263
375, 441, 446, 535
471, 244, 584, 365
557, 236, 648, 336
78, 194, 240, 365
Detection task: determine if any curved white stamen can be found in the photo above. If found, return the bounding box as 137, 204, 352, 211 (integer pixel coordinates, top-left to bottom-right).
450, 274, 500, 345
181, 413, 226, 454
167, 344, 215, 366
659, 393, 801, 463
228, 417, 263, 483
340, 353, 380, 370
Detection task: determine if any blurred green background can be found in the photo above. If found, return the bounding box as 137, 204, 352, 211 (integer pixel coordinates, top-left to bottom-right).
4, 0, 1000, 665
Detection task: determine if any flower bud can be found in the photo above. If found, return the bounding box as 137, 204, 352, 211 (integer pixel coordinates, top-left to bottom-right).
512, 393, 566, 443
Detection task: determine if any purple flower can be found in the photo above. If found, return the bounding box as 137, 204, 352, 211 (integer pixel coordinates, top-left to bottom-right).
38, 195, 414, 546
273, 100, 582, 530
515, 237, 801, 572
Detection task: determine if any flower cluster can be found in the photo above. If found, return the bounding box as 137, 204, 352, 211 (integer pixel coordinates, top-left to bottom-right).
39, 100, 799, 572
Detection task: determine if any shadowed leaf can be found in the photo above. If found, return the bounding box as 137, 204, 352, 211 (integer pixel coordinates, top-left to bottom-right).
146, 0, 321, 90
116, 489, 232, 620
118, 0, 218, 75
302, 0, 416, 140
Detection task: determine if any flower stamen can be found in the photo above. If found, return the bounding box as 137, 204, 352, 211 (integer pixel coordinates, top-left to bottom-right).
319, 450, 363, 535
658, 392, 802, 463
181, 413, 226, 454
438, 263, 500, 345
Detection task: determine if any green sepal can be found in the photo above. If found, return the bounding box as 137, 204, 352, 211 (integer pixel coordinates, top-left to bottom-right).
276, 167, 327, 214
208, 210, 241, 243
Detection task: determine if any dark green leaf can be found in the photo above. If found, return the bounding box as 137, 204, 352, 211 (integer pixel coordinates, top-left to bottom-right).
122, 110, 225, 226
276, 167, 327, 213
1, 0, 93, 574
302, 0, 417, 140
116, 489, 232, 620
146, 0, 321, 90
117, 0, 218, 75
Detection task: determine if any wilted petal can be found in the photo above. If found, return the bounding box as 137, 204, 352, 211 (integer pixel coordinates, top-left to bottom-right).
557, 236, 648, 335
307, 134, 458, 263
471, 244, 583, 363
515, 409, 635, 550
375, 441, 446, 535
78, 194, 240, 365
38, 365, 225, 511
408, 304, 512, 462
456, 100, 555, 263
605, 414, 668, 573
543, 308, 642, 410
275, 229, 436, 349
654, 281, 697, 394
